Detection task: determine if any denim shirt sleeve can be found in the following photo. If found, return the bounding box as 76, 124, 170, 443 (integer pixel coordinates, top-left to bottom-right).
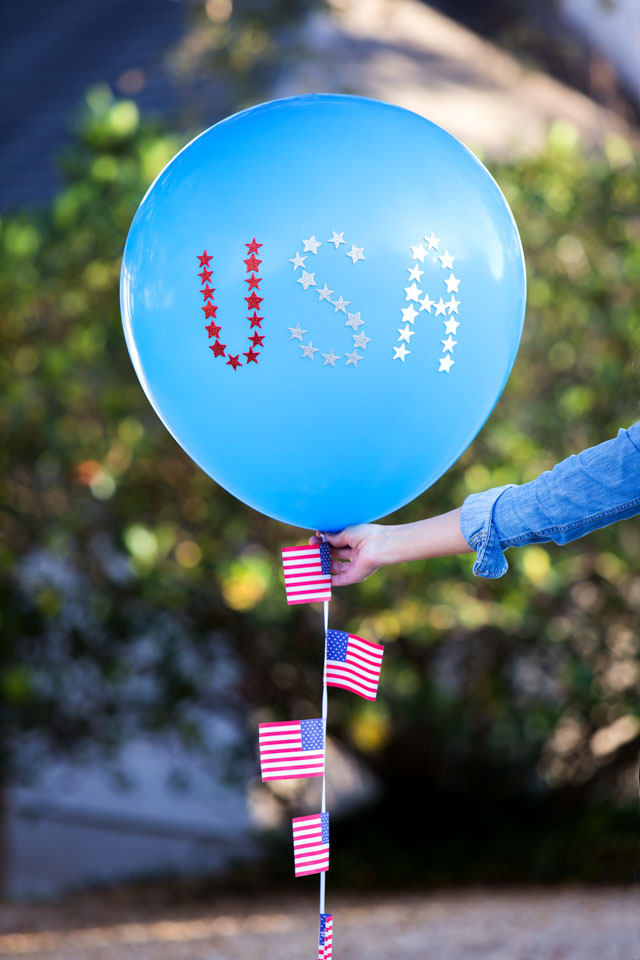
459, 420, 640, 579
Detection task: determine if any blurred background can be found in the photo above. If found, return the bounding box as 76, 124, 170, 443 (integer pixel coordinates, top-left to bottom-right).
1, 0, 639, 957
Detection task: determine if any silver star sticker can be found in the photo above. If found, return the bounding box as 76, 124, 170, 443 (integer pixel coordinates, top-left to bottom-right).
328, 231, 345, 248
288, 323, 307, 340
439, 354, 454, 372
331, 294, 350, 313
401, 304, 419, 324
397, 325, 415, 343
405, 282, 422, 302
317, 283, 334, 302
300, 340, 318, 359
297, 270, 316, 290
345, 349, 362, 367
441, 335, 457, 352
407, 264, 424, 282
346, 245, 365, 264
289, 252, 306, 270
434, 298, 447, 316
447, 295, 460, 314
444, 317, 460, 335
439, 250, 455, 270
411, 243, 427, 263
419, 293, 435, 313
425, 232, 440, 250
322, 349, 341, 366
445, 273, 460, 293
393, 343, 410, 362
352, 331, 370, 349
303, 235, 322, 254
346, 312, 363, 330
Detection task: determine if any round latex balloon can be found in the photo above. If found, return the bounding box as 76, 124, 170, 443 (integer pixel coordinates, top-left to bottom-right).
121, 94, 526, 531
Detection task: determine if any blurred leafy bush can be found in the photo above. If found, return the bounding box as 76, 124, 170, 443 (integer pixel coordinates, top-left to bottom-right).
1, 89, 639, 881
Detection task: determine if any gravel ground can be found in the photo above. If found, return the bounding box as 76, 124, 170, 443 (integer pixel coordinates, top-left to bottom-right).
0, 887, 639, 960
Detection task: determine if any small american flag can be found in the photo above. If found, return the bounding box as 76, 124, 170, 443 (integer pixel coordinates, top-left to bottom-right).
318, 914, 333, 960
292, 811, 330, 877
258, 718, 325, 781
281, 543, 332, 605
325, 630, 384, 701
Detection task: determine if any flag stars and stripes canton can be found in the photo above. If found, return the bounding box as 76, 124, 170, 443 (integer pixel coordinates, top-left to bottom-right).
325, 630, 384, 701
393, 232, 462, 371
290, 231, 368, 367
282, 543, 332, 605
292, 812, 330, 877
318, 914, 333, 960
258, 718, 325, 781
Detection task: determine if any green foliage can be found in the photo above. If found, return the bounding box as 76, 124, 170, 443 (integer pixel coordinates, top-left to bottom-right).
2, 90, 639, 881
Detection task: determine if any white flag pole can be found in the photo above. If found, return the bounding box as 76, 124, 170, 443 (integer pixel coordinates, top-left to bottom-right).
319, 598, 329, 914
319, 534, 330, 916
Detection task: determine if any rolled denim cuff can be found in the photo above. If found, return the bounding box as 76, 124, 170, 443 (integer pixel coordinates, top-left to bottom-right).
459, 484, 518, 579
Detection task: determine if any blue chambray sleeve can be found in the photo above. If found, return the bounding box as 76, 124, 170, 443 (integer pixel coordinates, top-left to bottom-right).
459, 421, 640, 578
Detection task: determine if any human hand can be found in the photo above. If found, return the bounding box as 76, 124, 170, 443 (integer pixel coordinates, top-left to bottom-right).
309, 524, 392, 586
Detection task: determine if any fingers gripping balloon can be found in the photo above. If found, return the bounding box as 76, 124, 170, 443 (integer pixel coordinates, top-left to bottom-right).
121, 94, 525, 532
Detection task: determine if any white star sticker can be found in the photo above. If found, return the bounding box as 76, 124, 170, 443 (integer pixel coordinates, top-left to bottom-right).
425, 232, 440, 250
300, 340, 318, 359
322, 349, 341, 366
397, 325, 415, 343
407, 264, 424, 282
331, 294, 350, 313
401, 304, 419, 324
445, 273, 460, 293
419, 293, 434, 313
441, 335, 457, 352
346, 312, 364, 330
439, 354, 454, 372
434, 298, 447, 316
352, 331, 370, 349
328, 231, 345, 248
346, 245, 365, 264
289, 252, 306, 270
439, 250, 455, 270
288, 323, 307, 340
393, 343, 410, 362
447, 295, 460, 314
345, 349, 362, 367
405, 282, 422, 302
297, 270, 316, 290
317, 283, 334, 302
411, 243, 427, 263
444, 317, 460, 335
303, 235, 322, 254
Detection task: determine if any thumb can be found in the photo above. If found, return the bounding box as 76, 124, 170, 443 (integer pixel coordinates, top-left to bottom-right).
319, 529, 351, 549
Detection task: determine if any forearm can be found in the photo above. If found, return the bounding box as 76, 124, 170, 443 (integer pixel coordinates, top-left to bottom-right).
375, 508, 472, 567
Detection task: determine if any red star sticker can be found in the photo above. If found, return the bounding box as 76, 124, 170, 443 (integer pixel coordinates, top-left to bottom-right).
205, 321, 221, 338
244, 274, 261, 290
202, 302, 218, 318
243, 254, 262, 272
246, 238, 263, 254
248, 312, 263, 328
198, 267, 213, 282
201, 284, 215, 300
249, 332, 264, 347
226, 354, 242, 370
210, 340, 226, 357
243, 347, 259, 364
198, 250, 212, 267
245, 292, 263, 310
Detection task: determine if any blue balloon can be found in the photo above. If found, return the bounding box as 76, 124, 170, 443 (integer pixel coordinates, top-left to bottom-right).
121, 94, 525, 531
